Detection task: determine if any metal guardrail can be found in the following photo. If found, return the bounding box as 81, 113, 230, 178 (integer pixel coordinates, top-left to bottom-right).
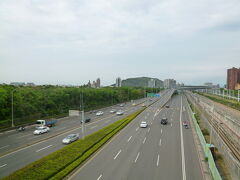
190, 109, 222, 180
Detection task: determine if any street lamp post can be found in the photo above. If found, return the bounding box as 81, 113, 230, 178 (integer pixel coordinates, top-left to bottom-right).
80, 90, 85, 139
11, 88, 18, 127
209, 104, 214, 146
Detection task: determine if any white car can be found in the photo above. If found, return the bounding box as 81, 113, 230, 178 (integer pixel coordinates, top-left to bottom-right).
116, 111, 124, 115
96, 111, 104, 116
62, 134, 79, 144
33, 126, 50, 135
110, 109, 116, 113
140, 121, 148, 128
119, 104, 124, 107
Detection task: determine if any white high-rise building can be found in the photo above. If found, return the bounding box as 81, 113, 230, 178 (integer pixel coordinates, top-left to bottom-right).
148, 79, 156, 88
164, 79, 176, 89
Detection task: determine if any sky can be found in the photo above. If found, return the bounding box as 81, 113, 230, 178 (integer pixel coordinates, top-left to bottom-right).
0, 0, 240, 86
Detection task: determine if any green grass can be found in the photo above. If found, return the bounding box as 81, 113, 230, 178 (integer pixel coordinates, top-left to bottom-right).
2, 109, 145, 180
198, 92, 240, 111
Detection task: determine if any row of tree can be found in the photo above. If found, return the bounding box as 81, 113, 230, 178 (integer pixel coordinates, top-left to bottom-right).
0, 85, 162, 129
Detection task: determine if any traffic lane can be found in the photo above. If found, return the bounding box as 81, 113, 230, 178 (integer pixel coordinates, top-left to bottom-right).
0, 98, 162, 178
70, 95, 171, 180
126, 108, 169, 180
0, 99, 147, 155
0, 106, 147, 177
182, 97, 203, 180
70, 100, 161, 180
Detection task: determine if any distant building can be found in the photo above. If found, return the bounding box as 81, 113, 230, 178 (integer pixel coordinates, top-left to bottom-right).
26, 82, 35, 86
204, 82, 213, 87
96, 78, 101, 88
164, 79, 176, 89
91, 81, 96, 88
10, 82, 25, 86
227, 67, 240, 90
87, 80, 91, 88
148, 79, 156, 88
116, 77, 122, 87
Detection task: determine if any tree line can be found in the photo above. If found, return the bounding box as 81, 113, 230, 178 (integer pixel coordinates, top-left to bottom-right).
0, 85, 161, 129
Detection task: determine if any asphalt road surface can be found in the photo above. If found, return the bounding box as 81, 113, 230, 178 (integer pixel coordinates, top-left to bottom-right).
69, 94, 203, 180
0, 90, 173, 178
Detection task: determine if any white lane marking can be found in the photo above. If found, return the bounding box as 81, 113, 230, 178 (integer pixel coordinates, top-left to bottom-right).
127, 136, 132, 142
56, 127, 66, 131
97, 174, 102, 180
148, 128, 150, 133
180, 96, 186, 180
36, 145, 53, 153
143, 137, 146, 144
171, 123, 172, 127
28, 136, 40, 140
114, 149, 122, 160
157, 154, 160, 166
90, 125, 98, 129
159, 139, 162, 146
17, 134, 32, 139
161, 129, 162, 134
104, 119, 111, 123
135, 152, 140, 163
0, 145, 10, 150
136, 127, 139, 131
0, 164, 7, 168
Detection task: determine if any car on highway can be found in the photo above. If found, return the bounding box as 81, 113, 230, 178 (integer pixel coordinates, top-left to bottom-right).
161, 117, 168, 125
33, 126, 50, 135
132, 103, 136, 106
140, 121, 148, 128
96, 111, 104, 116
119, 104, 124, 107
81, 118, 91, 123
141, 103, 146, 107
183, 121, 189, 129
116, 110, 124, 115
165, 105, 170, 108
110, 109, 116, 113
62, 134, 79, 144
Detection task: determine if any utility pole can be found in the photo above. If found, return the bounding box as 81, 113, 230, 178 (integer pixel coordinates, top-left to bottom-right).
11, 88, 19, 127
80, 90, 85, 139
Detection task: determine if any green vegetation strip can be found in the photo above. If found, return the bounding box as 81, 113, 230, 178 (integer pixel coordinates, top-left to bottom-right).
2, 108, 145, 180
198, 92, 240, 111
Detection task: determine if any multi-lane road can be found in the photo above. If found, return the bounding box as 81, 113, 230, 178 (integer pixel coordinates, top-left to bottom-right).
0, 92, 169, 178
69, 93, 204, 180
0, 90, 204, 179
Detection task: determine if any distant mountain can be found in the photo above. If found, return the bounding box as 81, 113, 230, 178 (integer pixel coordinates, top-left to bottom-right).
122, 77, 163, 88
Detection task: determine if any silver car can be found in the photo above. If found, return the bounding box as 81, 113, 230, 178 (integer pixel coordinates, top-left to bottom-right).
62, 134, 79, 144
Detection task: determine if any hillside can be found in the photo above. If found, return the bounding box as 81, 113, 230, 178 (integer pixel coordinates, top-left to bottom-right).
122, 77, 163, 88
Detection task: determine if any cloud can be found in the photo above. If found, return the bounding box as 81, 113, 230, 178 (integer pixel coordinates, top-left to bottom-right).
0, 0, 240, 85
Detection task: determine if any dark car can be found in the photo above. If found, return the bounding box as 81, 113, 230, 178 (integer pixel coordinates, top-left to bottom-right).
161, 117, 168, 125
183, 121, 189, 129
81, 118, 91, 123
165, 105, 170, 108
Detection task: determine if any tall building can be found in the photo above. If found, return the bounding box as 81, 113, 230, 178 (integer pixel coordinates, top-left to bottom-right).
164, 79, 176, 89
227, 67, 240, 90
96, 78, 101, 88
148, 79, 156, 88
116, 77, 122, 87
91, 81, 96, 88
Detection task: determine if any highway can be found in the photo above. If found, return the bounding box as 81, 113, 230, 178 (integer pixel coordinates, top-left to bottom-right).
0, 97, 148, 156
69, 93, 204, 180
0, 91, 171, 178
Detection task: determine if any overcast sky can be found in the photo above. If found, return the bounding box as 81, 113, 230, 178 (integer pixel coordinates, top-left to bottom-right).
1, 0, 240, 86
